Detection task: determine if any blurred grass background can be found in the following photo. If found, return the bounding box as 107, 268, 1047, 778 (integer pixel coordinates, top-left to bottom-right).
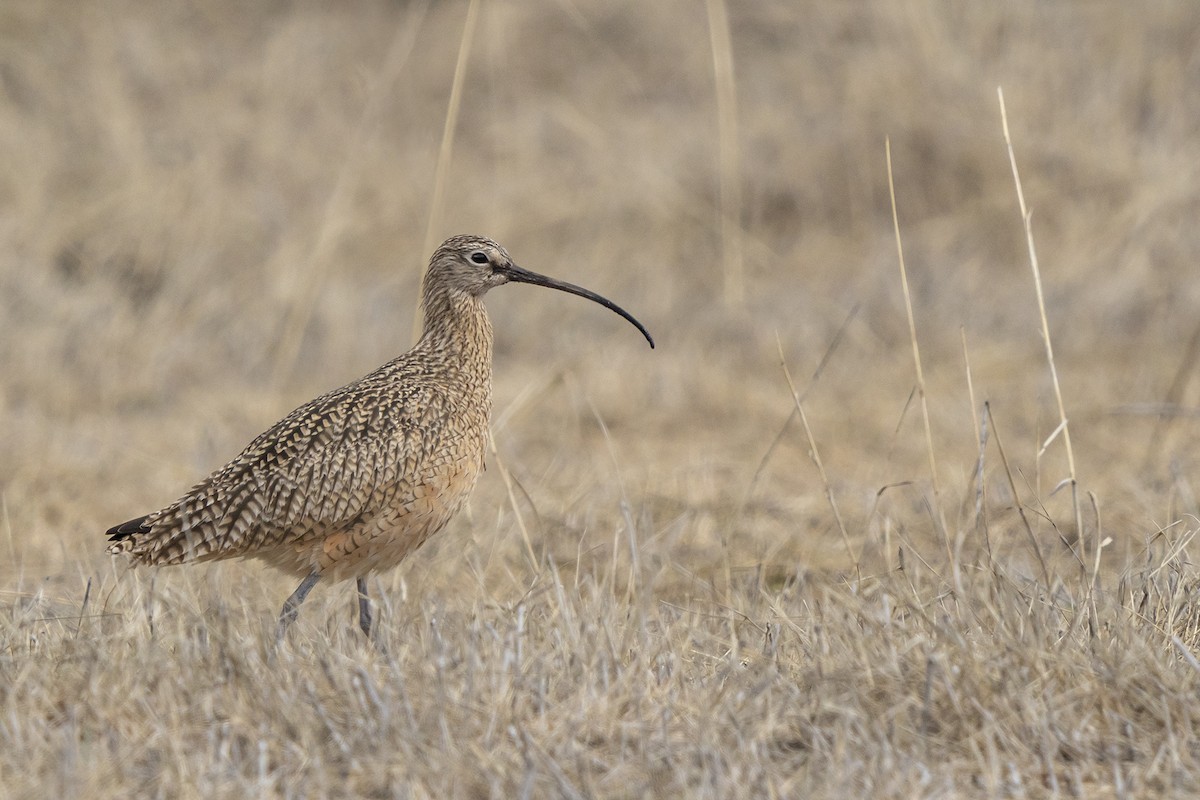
3, 1, 1200, 795
4, 0, 1196, 579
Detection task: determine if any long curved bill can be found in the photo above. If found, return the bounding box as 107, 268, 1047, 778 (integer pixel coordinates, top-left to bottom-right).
502, 264, 655, 349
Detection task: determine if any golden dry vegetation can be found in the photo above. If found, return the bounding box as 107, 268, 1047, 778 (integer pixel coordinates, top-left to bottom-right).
4, 1, 1200, 797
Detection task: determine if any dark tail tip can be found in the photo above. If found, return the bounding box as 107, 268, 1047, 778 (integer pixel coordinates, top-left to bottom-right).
107, 515, 151, 542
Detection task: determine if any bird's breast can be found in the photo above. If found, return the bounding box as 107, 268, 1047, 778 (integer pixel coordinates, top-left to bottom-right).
311, 401, 489, 579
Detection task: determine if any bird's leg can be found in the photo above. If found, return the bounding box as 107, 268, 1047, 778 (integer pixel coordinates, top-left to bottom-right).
276, 572, 321, 641
356, 577, 372, 638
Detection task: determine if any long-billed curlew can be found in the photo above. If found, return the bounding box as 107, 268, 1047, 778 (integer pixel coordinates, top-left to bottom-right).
106, 235, 653, 639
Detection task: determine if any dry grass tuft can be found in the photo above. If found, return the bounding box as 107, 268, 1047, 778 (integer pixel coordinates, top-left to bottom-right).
4, 1, 1200, 796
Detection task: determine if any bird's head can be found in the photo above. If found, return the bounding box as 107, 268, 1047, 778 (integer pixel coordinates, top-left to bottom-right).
427, 235, 515, 297
425, 235, 655, 348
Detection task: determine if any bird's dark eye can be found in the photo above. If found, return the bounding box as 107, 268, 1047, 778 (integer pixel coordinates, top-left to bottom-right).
470, 252, 489, 265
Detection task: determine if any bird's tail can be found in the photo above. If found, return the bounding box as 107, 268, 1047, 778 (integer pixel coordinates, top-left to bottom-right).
106, 515, 151, 554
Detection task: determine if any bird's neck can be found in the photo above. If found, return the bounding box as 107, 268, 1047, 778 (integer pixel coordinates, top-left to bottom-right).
418, 286, 494, 373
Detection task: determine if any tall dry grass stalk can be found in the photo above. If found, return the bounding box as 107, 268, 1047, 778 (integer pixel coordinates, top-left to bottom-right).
705, 0, 744, 309
998, 87, 1084, 547
413, 0, 481, 343
777, 336, 856, 575
886, 138, 956, 591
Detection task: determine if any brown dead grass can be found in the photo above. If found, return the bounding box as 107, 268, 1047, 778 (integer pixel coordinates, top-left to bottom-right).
4, 1, 1200, 796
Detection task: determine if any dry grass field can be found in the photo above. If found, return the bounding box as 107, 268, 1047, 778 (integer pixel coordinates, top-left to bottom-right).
4, 1, 1200, 796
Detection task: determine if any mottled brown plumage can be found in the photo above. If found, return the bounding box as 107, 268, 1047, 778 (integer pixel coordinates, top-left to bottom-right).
106, 235, 653, 638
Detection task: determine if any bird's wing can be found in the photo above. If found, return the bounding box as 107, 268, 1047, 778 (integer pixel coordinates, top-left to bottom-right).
110, 379, 448, 565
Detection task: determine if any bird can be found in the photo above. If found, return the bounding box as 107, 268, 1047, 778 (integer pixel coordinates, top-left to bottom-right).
106, 234, 654, 640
